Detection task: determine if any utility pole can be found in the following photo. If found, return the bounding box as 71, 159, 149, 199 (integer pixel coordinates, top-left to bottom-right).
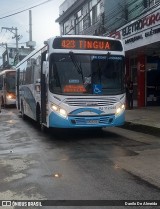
1, 27, 20, 64
29, 10, 33, 50
29, 10, 32, 42
26, 10, 36, 50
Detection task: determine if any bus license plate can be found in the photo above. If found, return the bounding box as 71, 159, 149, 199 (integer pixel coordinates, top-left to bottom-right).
86, 119, 99, 124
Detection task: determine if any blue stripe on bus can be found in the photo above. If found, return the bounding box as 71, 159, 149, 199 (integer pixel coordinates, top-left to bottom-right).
69, 108, 104, 115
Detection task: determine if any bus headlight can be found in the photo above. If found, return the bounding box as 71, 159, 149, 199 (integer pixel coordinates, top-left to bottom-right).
59, 108, 67, 118
7, 94, 13, 99
50, 103, 67, 118
116, 104, 125, 115
51, 104, 59, 111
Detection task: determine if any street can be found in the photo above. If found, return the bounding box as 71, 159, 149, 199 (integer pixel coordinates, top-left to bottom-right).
0, 108, 160, 209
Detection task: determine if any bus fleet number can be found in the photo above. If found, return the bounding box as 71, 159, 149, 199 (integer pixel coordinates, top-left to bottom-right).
61, 40, 76, 49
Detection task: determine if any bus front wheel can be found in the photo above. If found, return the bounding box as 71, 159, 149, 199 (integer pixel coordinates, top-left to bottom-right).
36, 105, 46, 132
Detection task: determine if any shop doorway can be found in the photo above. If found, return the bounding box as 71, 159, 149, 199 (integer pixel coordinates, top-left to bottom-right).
131, 67, 138, 107
146, 69, 160, 106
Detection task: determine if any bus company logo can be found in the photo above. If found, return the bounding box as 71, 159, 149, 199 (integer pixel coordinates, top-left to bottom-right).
2, 201, 12, 206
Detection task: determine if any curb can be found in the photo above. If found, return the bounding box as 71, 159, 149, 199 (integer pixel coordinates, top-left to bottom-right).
121, 122, 160, 137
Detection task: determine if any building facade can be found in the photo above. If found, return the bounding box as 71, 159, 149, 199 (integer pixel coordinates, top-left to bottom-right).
56, 0, 160, 107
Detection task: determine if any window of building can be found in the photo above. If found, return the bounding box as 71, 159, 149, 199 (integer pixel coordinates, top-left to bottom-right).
92, 5, 98, 24
92, 0, 97, 7
60, 25, 64, 35
83, 14, 90, 30
149, 0, 155, 6
77, 10, 82, 18
150, 0, 160, 6
97, 2, 101, 16
75, 9, 83, 34
144, 0, 160, 8
64, 21, 69, 34
89, 10, 92, 26
91, 1, 101, 25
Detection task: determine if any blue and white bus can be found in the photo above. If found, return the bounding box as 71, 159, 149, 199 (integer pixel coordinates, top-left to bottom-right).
0, 69, 16, 107
16, 35, 125, 130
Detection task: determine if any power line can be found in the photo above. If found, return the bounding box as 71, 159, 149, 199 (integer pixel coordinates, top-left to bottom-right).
0, 0, 53, 20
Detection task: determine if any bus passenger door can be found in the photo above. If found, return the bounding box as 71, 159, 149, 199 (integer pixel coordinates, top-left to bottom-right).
41, 72, 46, 124
41, 56, 48, 124
16, 68, 20, 109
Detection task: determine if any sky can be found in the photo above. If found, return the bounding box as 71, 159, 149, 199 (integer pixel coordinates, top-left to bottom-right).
0, 0, 64, 64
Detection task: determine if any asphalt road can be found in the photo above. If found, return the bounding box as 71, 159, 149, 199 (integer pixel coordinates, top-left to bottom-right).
0, 108, 160, 209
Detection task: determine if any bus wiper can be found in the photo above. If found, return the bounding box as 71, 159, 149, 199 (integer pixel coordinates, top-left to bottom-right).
69, 51, 84, 82
106, 52, 111, 64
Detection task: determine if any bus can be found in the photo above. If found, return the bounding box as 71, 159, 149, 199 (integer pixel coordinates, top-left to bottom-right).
0, 69, 16, 107
16, 35, 125, 130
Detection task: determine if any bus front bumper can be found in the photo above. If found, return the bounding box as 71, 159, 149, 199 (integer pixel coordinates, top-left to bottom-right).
49, 112, 125, 128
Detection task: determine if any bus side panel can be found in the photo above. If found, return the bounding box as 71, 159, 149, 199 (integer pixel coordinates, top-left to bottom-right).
16, 68, 20, 109
20, 85, 37, 120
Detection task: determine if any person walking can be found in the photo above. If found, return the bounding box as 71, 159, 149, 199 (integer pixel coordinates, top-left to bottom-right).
126, 76, 133, 109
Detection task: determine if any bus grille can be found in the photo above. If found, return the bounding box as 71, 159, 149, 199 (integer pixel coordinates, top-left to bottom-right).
70, 115, 115, 125
64, 97, 118, 107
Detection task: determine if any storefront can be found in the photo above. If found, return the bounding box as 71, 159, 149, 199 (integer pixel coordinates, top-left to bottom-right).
111, 5, 160, 107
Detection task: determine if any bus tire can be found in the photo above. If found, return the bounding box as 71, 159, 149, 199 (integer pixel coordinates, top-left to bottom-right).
1, 97, 5, 108
36, 105, 46, 132
40, 123, 47, 132
36, 104, 41, 125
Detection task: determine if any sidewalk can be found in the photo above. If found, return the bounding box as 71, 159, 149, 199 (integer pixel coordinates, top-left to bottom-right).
124, 106, 160, 135
111, 107, 160, 188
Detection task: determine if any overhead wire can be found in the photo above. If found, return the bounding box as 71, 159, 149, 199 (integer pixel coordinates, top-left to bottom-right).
0, 0, 54, 20
0, 0, 43, 16
0, 0, 56, 56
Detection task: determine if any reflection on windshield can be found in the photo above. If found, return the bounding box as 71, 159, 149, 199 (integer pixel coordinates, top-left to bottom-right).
49, 53, 125, 95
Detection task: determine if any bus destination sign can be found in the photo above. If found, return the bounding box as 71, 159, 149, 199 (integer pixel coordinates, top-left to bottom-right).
53, 37, 123, 51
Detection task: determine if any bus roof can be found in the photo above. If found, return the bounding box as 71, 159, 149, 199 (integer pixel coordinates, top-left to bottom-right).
0, 69, 16, 76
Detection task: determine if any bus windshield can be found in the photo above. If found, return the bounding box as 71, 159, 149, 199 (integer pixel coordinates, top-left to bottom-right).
6, 72, 16, 93
49, 53, 125, 95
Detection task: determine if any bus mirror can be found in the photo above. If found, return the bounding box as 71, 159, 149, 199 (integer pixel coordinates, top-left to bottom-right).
42, 61, 49, 74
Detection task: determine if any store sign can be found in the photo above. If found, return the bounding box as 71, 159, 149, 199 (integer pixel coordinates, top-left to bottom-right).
110, 7, 160, 51
122, 10, 160, 37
